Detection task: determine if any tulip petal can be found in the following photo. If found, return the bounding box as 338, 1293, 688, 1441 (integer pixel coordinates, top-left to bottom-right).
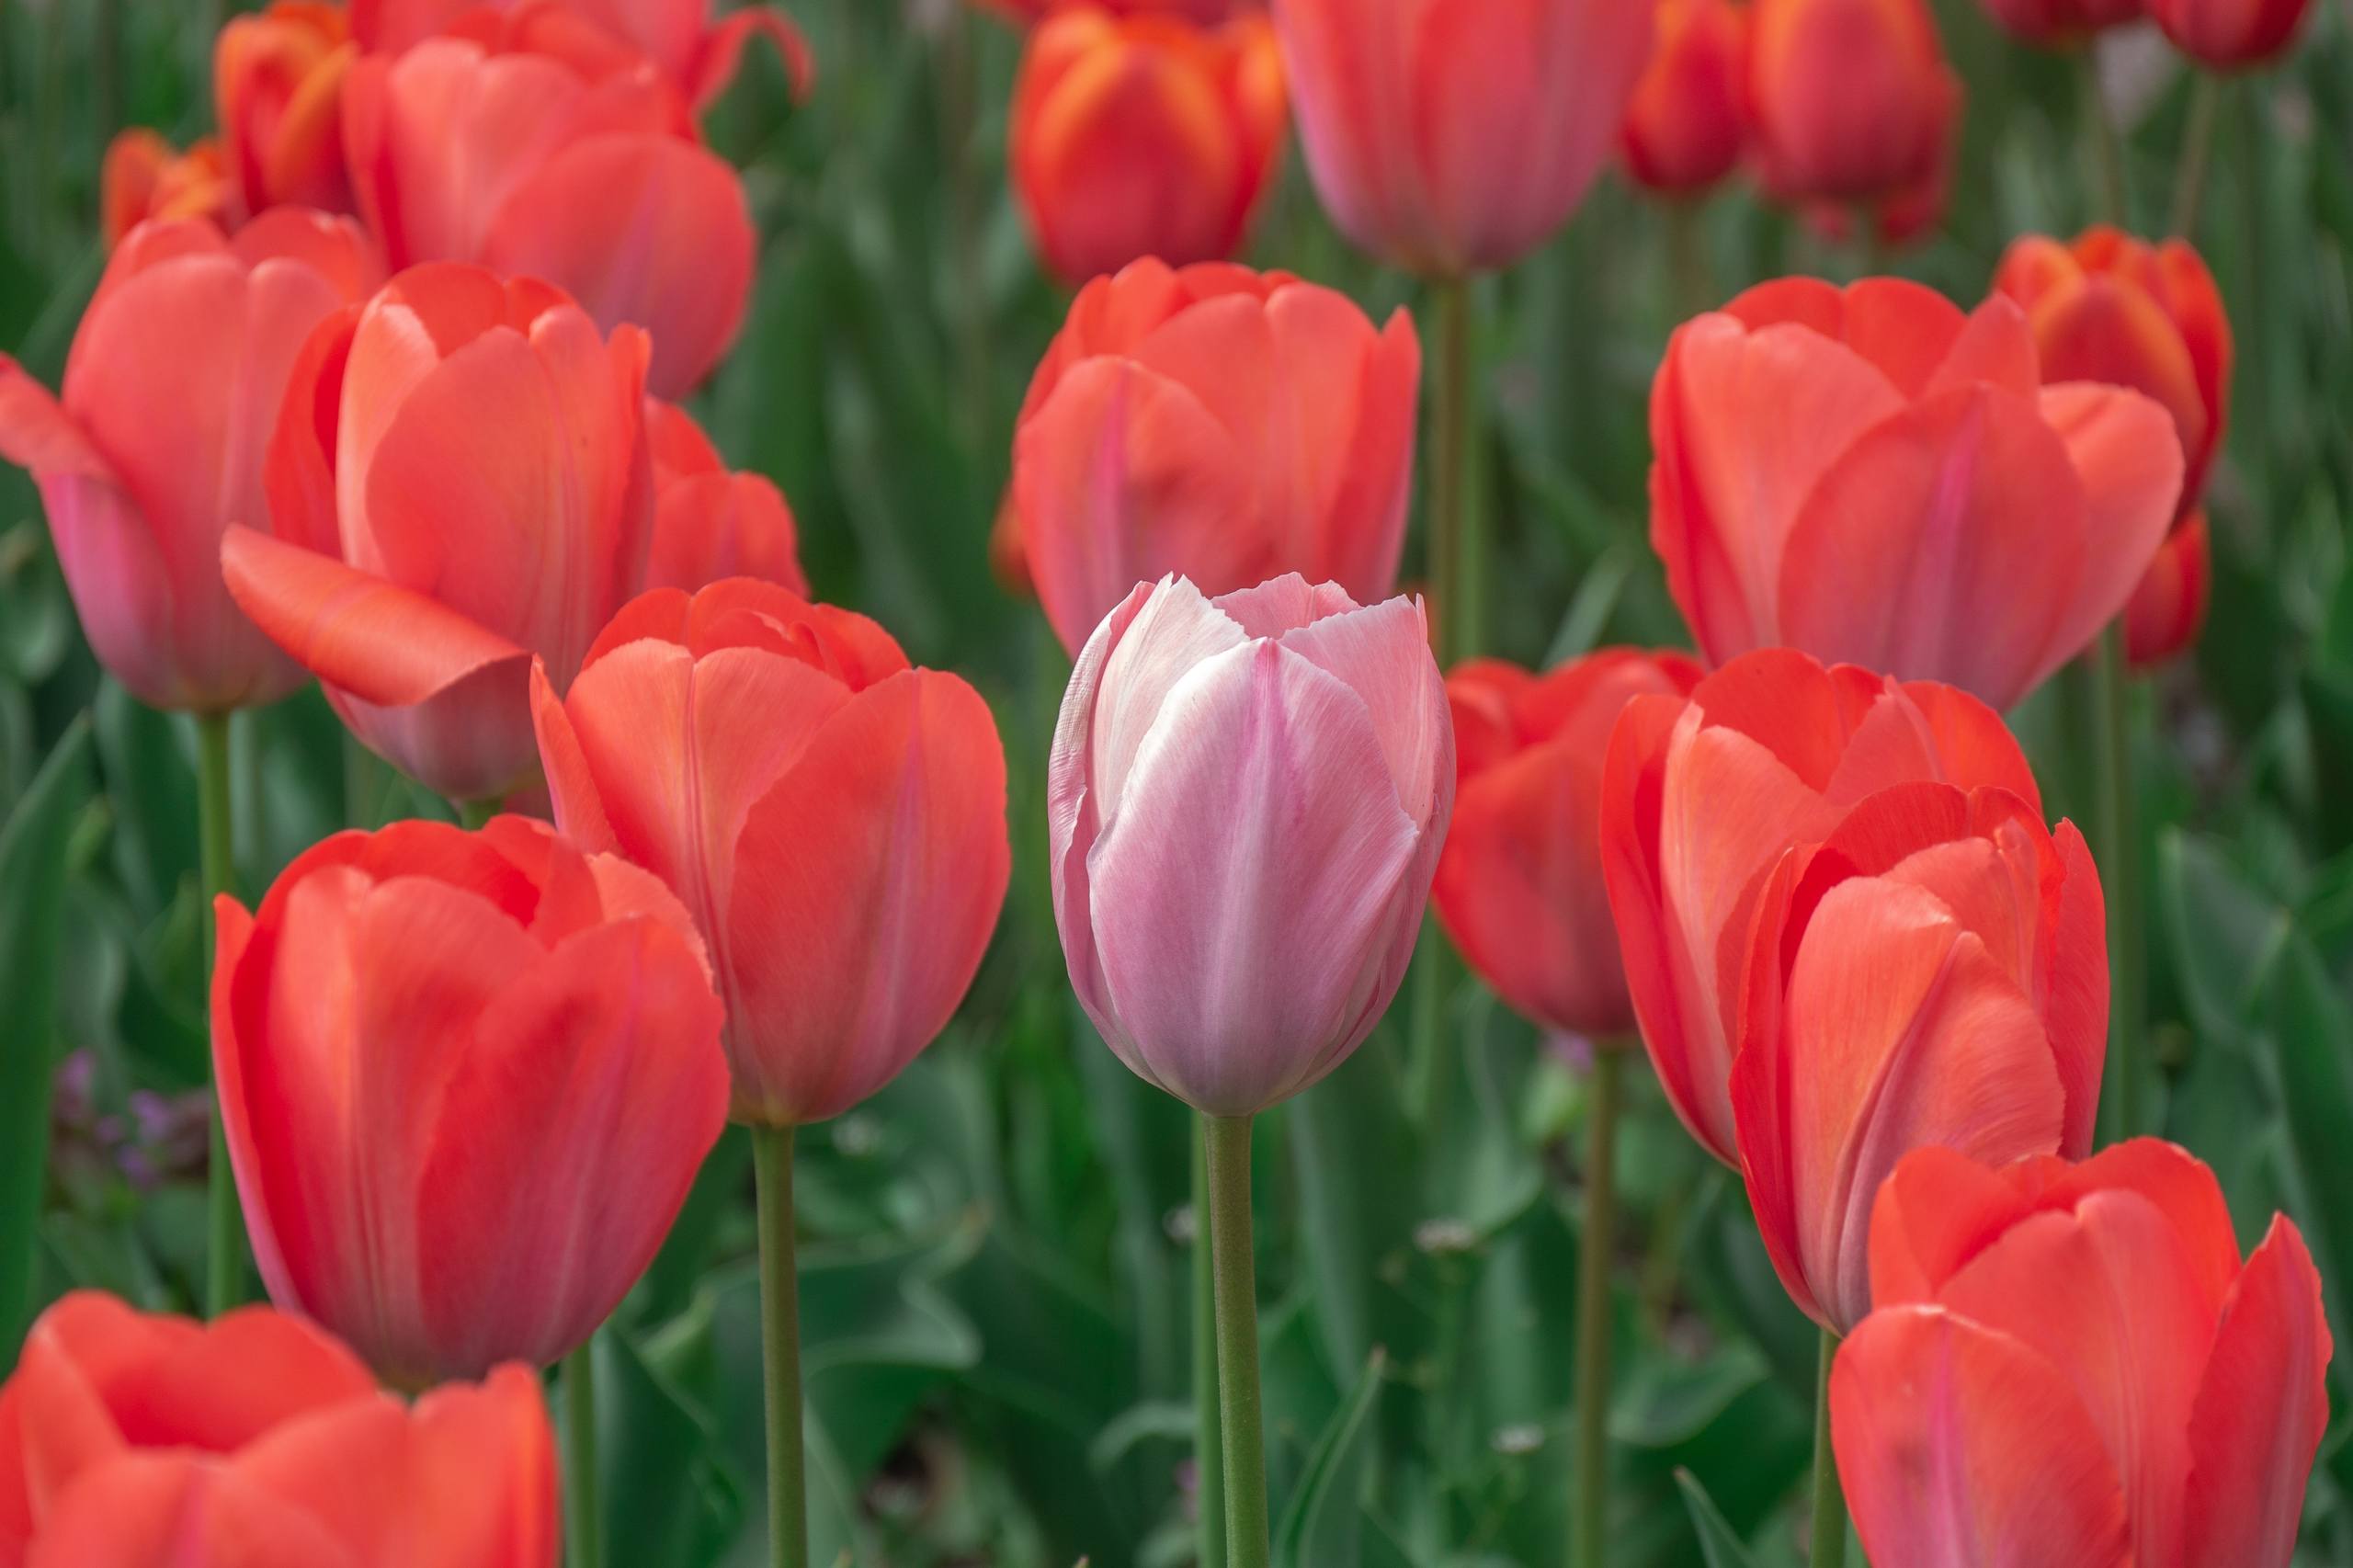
1316, 306, 1420, 604
529, 661, 620, 858
2042, 820, 2108, 1155
2023, 382, 2184, 695
1089, 575, 1251, 822
691, 6, 816, 108
28, 1454, 357, 1568
1051, 580, 1159, 1037
1277, 595, 1449, 824
648, 472, 807, 596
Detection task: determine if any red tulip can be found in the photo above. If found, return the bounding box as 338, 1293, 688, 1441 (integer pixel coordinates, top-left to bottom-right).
1836, 1141, 2332, 1566
1270, 0, 1656, 276
643, 398, 808, 596
350, 0, 813, 108
1650, 277, 2184, 710
226, 263, 654, 802
99, 132, 235, 245
2127, 509, 2211, 668
1435, 649, 1702, 1040
977, 0, 1250, 24
0, 211, 377, 712
0, 1291, 555, 1568
213, 817, 729, 1384
532, 580, 1011, 1126
1597, 646, 2044, 1165
1748, 0, 1958, 209
1620, 0, 1750, 197
1974, 0, 2143, 45
1010, 6, 1287, 286
217, 2, 359, 217
1014, 258, 1419, 653
2148, 0, 2312, 65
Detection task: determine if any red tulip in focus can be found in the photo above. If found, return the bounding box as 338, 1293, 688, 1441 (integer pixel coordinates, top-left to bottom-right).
1270, 0, 1657, 276
1598, 647, 2045, 1165
1434, 650, 1702, 1040
99, 131, 234, 246
1014, 258, 1419, 653
212, 817, 729, 1385
0, 1291, 556, 1568
1009, 7, 1286, 287
532, 581, 1011, 1126
1748, 0, 1958, 210
1650, 277, 2185, 710
643, 399, 808, 596
226, 263, 654, 802
350, 0, 813, 108
1975, 0, 2143, 45
2149, 0, 2312, 65
1836, 1141, 2332, 1566
0, 211, 377, 712
217, 2, 358, 217
1620, 0, 1750, 197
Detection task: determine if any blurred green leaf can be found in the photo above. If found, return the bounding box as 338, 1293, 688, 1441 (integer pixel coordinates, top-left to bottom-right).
1675, 1469, 1764, 1568
1274, 1347, 1388, 1568
597, 1312, 745, 1568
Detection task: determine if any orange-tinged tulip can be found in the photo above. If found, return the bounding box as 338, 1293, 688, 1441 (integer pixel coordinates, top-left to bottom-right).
1748, 0, 1957, 208
1975, 0, 2142, 44
1014, 258, 1419, 653
217, 1, 359, 217
213, 817, 729, 1385
2127, 509, 2211, 668
0, 211, 377, 713
1597, 647, 2045, 1165
1271, 0, 1656, 276
1435, 649, 1703, 1040
1010, 7, 1287, 286
1650, 277, 2185, 710
351, 0, 814, 108
642, 399, 808, 596
2148, 0, 2311, 65
0, 1291, 556, 1568
1836, 1142, 2331, 1567
98, 131, 234, 247
227, 263, 654, 802
1620, 0, 1749, 197
532, 581, 1011, 1126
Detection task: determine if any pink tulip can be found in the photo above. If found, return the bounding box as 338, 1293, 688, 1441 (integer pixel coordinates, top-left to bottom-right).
1049, 574, 1452, 1116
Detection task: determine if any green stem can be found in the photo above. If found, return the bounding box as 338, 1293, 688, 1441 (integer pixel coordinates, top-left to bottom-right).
2170, 74, 2222, 238
2079, 50, 2129, 227
2095, 621, 2146, 1141
1192, 1120, 1227, 1568
563, 1338, 602, 1568
1204, 1115, 1268, 1568
1573, 1048, 1624, 1568
753, 1126, 808, 1568
1809, 1327, 1847, 1568
458, 797, 497, 831
199, 712, 243, 1318
1427, 277, 1480, 665
1665, 201, 1712, 320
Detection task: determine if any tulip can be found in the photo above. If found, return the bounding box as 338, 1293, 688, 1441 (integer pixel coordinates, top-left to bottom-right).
350, 0, 813, 108
2127, 509, 2211, 668
643, 399, 808, 596
1748, 0, 1958, 209
1009, 7, 1287, 286
977, 0, 1248, 24
211, 816, 729, 1385
1597, 646, 2046, 1165
1975, 0, 2143, 45
1620, 0, 1749, 197
1836, 1141, 2332, 1566
1435, 649, 1702, 1040
1797, 81, 1958, 251
0, 1291, 556, 1568
1649, 276, 2185, 710
2148, 0, 2311, 65
0, 211, 377, 713
531, 578, 1011, 1126
99, 131, 235, 245
225, 263, 654, 802
1014, 259, 1420, 654
217, 1, 358, 218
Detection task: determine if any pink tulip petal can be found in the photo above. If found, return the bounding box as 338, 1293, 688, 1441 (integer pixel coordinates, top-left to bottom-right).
1279, 595, 1449, 824
1089, 575, 1251, 821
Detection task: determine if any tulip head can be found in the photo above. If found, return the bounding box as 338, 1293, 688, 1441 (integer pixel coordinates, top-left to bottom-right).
533, 580, 1012, 1126
1015, 258, 1420, 654
642, 399, 808, 596
216, 1, 358, 218
100, 131, 235, 246
1620, 0, 1750, 197
351, 0, 814, 108
1050, 574, 1452, 1117
211, 817, 730, 1385
1748, 0, 1957, 208
1975, 0, 2143, 44
2127, 509, 2211, 669
976, 0, 1249, 24
2148, 0, 2312, 65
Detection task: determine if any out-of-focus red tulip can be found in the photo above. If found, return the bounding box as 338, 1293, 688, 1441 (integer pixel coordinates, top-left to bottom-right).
977, 0, 1250, 25
227, 263, 653, 802
351, 0, 813, 108
1598, 647, 2044, 1165
1748, 0, 1958, 209
531, 580, 1010, 1126
2127, 509, 2211, 668
1435, 650, 1703, 1040
342, 15, 767, 395
1049, 574, 1451, 1116
1271, 0, 1656, 276
0, 211, 377, 713
1009, 7, 1286, 286
989, 487, 1034, 598
1836, 1141, 2332, 1566
1799, 79, 1958, 249
218, 2, 359, 217
2148, 0, 2311, 65
1620, 0, 1750, 197
99, 131, 235, 246
1732, 781, 2107, 1331
1650, 277, 2185, 710
0, 1291, 556, 1568
213, 817, 729, 1385
642, 399, 807, 595
1975, 0, 2143, 45
1014, 258, 1419, 653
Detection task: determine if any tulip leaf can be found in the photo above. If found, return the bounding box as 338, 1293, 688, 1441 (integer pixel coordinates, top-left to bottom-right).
1673, 1469, 1763, 1568
1273, 1347, 1388, 1568
2258, 934, 2353, 1361
596, 1313, 745, 1568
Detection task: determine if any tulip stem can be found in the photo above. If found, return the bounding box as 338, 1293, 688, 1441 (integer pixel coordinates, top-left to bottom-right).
1428, 276, 1481, 664
1809, 1327, 1846, 1568
1192, 1119, 1227, 1568
1204, 1114, 1268, 1568
2170, 74, 2223, 238
199, 711, 244, 1319
563, 1339, 601, 1568
753, 1125, 808, 1568
2095, 621, 2146, 1141
1573, 1045, 1624, 1568
2078, 49, 2129, 227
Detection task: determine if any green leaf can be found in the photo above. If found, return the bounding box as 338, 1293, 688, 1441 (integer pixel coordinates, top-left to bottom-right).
1674, 1469, 1764, 1568
597, 1313, 745, 1568
2258, 934, 2353, 1357
1274, 1347, 1388, 1568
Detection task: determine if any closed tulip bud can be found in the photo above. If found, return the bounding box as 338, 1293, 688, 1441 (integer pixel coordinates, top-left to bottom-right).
99, 131, 235, 245
1836, 1141, 2332, 1566
1435, 649, 1702, 1040
1748, 0, 1957, 208
1272, 0, 1656, 276
226, 263, 654, 802
1651, 277, 2184, 710
1009, 8, 1287, 286
212, 817, 730, 1385
1014, 259, 1420, 654
533, 580, 1011, 1126
351, 0, 813, 108
642, 399, 808, 596
1975, 0, 2143, 45
0, 1291, 556, 1567
2127, 509, 2211, 668
2149, 0, 2311, 65
1598, 647, 2045, 1165
0, 211, 377, 713
1620, 0, 1750, 197
1050, 574, 1452, 1116
216, 2, 358, 218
